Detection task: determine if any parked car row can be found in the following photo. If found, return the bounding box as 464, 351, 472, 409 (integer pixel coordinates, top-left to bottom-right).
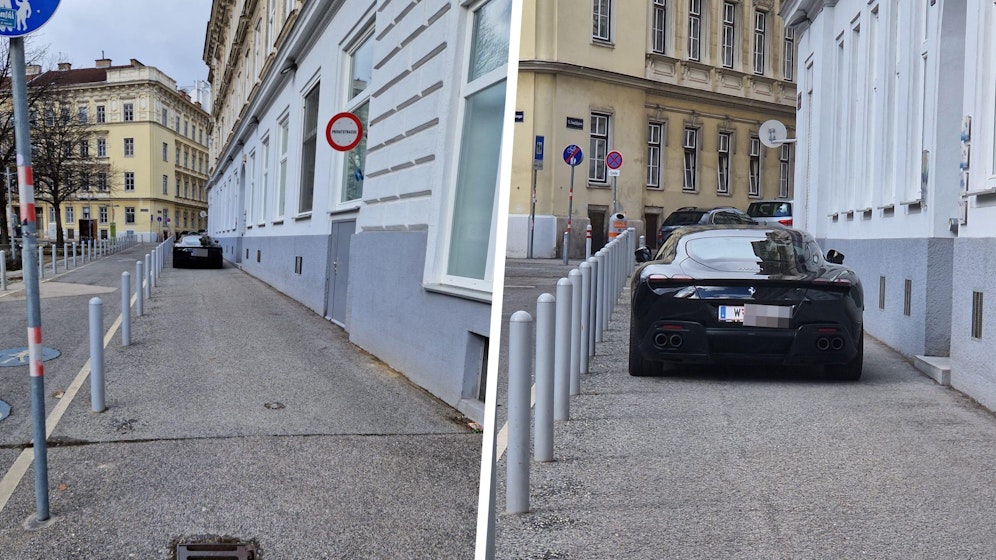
656, 200, 793, 247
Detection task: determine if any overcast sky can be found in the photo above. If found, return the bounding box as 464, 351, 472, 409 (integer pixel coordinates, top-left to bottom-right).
29, 0, 213, 89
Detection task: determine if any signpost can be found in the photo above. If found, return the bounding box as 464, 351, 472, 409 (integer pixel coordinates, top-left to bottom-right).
1, 0, 63, 526
529, 136, 544, 259
562, 145, 583, 264
606, 150, 622, 215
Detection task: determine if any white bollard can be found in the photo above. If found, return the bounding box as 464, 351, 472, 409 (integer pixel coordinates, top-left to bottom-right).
507, 311, 533, 514
569, 268, 582, 396
554, 278, 572, 421
534, 293, 555, 463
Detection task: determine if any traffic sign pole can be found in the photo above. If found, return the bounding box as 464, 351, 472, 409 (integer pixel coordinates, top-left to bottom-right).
11, 36, 50, 524
562, 145, 584, 265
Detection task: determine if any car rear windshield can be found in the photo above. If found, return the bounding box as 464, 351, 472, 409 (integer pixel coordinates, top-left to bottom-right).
663, 211, 706, 226
685, 231, 816, 274
747, 202, 791, 218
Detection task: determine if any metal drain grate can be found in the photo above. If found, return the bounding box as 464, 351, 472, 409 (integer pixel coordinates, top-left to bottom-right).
176, 542, 256, 560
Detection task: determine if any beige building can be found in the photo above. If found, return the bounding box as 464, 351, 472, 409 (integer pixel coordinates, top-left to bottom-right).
30, 59, 211, 242
509, 0, 798, 257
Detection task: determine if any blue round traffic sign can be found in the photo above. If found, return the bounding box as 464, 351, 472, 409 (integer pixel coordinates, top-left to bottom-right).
563, 144, 583, 167
0, 0, 60, 37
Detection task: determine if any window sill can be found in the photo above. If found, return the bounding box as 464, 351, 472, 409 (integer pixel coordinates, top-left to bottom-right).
591, 38, 614, 49
962, 187, 996, 198
292, 212, 312, 222
423, 282, 492, 304
588, 183, 611, 189
900, 198, 922, 208
271, 218, 284, 226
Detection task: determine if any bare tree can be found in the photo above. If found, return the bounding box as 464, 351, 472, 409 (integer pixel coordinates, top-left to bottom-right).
28, 86, 114, 248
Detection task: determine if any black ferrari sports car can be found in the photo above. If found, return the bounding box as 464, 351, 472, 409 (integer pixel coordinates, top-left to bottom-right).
630, 225, 864, 379
172, 234, 223, 269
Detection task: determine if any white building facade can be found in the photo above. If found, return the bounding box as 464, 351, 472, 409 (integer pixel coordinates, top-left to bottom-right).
203, 0, 515, 422
780, 0, 995, 410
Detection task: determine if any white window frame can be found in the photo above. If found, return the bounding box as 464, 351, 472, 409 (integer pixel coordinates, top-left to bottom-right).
124, 138, 134, 157
717, 132, 731, 194
260, 134, 270, 223
688, 0, 702, 61
162, 174, 168, 195
123, 103, 134, 122
783, 27, 795, 81
593, 0, 612, 42
65, 206, 74, 223
683, 127, 698, 191
722, 2, 736, 68
651, 0, 667, 54
96, 138, 106, 158
99, 206, 108, 224
753, 10, 767, 75
749, 136, 761, 196
647, 121, 664, 189
338, 26, 374, 207
589, 112, 610, 184
276, 114, 289, 220
247, 150, 256, 225
124, 171, 135, 191
779, 143, 791, 198
125, 207, 135, 225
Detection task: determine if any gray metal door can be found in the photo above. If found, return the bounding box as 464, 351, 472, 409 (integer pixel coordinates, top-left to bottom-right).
326, 220, 355, 325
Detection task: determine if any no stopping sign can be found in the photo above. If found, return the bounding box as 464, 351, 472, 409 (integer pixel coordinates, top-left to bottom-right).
326, 112, 363, 151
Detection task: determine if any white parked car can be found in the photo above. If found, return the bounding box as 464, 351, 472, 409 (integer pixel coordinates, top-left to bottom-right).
747, 200, 793, 227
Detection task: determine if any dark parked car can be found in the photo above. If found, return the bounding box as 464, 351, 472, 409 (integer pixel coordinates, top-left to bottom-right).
631, 225, 864, 380
173, 234, 223, 268
747, 199, 794, 226
657, 206, 755, 246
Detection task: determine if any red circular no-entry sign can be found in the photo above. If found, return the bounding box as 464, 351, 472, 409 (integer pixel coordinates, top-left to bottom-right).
326, 112, 363, 151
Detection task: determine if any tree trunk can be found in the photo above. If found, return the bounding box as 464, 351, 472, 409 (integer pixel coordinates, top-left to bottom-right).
53, 200, 64, 248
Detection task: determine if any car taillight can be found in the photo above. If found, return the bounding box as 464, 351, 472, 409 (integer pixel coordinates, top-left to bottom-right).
778, 218, 793, 226
647, 274, 693, 289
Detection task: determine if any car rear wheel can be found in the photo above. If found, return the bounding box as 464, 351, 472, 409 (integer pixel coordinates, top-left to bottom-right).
826, 330, 863, 381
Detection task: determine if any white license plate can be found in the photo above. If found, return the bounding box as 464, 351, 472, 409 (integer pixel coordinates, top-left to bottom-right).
192, 249, 208, 257
718, 305, 745, 322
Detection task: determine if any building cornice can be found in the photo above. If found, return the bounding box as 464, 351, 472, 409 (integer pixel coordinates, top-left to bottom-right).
518, 59, 797, 119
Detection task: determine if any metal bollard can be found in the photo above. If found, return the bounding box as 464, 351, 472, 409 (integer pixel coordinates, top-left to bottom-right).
585, 224, 592, 260
38, 247, 43, 279
579, 261, 591, 374
135, 260, 144, 317
562, 231, 569, 265
587, 256, 598, 358
1, 250, 6, 291
89, 297, 105, 413
121, 272, 131, 346
569, 269, 582, 396
144, 254, 151, 299
596, 251, 606, 343
554, 278, 572, 421
507, 310, 533, 514
534, 293, 555, 463
72, 242, 77, 267
51, 244, 56, 275
151, 251, 157, 288
62, 243, 67, 271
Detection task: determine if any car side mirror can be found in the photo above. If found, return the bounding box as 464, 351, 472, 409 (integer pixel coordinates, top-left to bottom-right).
635, 246, 652, 263
826, 249, 845, 264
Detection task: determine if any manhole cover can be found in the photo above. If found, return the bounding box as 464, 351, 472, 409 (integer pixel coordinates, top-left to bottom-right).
176, 542, 256, 560
0, 347, 61, 367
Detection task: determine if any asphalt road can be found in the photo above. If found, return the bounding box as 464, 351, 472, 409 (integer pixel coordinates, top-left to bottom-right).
0, 244, 481, 558
494, 258, 996, 559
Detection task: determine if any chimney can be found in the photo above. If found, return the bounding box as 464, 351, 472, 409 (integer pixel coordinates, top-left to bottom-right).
57, 62, 71, 71
95, 58, 111, 68
25, 64, 41, 76
129, 58, 144, 67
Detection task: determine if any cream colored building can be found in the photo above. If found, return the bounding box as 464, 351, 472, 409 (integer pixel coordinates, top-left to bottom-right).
30, 59, 211, 242
509, 0, 798, 257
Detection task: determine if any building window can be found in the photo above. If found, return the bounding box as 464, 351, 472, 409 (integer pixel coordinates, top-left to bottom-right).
125, 207, 135, 224
682, 127, 698, 191
82, 206, 90, 220
176, 145, 181, 164
779, 143, 791, 198
688, 0, 701, 61
77, 106, 88, 124
184, 120, 189, 137
162, 142, 169, 161
97, 138, 106, 157
717, 132, 731, 194
651, 0, 667, 54
593, 0, 611, 42
162, 174, 168, 195
124, 138, 134, 157
123, 103, 134, 122
184, 179, 189, 199
161, 108, 168, 126
97, 172, 107, 191
247, 151, 256, 223
445, 0, 510, 285
184, 147, 189, 168
342, 31, 373, 203
261, 136, 270, 221
722, 2, 736, 68
65, 206, 74, 223
783, 27, 795, 81
749, 136, 761, 196
589, 112, 610, 183
267, 0, 276, 46
298, 81, 321, 214
277, 116, 289, 218
753, 11, 767, 75
647, 121, 663, 189
124, 172, 135, 191
176, 175, 181, 197
79, 140, 89, 158
96, 105, 105, 123
99, 206, 108, 224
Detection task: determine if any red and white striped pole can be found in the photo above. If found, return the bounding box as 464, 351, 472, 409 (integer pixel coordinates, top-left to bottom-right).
585, 224, 592, 260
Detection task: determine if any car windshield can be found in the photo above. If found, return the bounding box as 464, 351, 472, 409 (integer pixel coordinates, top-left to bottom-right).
179, 236, 210, 247
748, 202, 791, 217
684, 230, 816, 274
663, 211, 706, 226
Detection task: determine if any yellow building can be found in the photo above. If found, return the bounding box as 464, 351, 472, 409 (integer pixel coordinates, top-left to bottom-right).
510, 0, 797, 257
29, 59, 211, 243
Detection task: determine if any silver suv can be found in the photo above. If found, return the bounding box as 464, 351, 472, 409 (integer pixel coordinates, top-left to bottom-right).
747, 200, 793, 227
